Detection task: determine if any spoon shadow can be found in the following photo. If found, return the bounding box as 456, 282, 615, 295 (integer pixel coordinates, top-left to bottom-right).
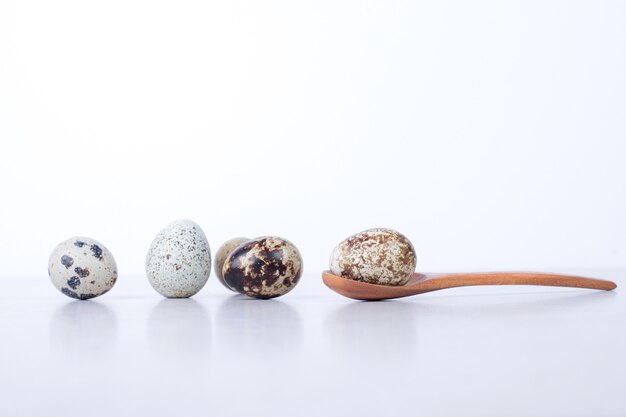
324, 301, 418, 359
323, 290, 615, 355
403, 288, 618, 319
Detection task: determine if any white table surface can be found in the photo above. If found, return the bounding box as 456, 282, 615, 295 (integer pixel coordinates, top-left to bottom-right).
1, 267, 624, 417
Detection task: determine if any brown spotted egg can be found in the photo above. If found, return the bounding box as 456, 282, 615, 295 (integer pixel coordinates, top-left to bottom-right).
214, 237, 250, 291
48, 237, 118, 300
329, 228, 417, 286
223, 236, 303, 299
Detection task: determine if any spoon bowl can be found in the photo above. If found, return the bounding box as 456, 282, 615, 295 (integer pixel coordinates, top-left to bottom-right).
322, 270, 617, 301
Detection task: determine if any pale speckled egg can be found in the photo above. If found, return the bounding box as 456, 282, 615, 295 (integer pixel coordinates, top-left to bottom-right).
223, 236, 303, 299
329, 228, 417, 286
145, 219, 211, 298
48, 237, 118, 300
214, 237, 249, 291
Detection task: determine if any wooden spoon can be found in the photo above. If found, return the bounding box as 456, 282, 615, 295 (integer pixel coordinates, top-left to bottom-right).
322, 270, 617, 301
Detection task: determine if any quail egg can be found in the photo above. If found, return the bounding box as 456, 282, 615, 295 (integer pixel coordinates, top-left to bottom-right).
223, 236, 302, 299
48, 237, 118, 300
214, 237, 250, 291
146, 219, 211, 298
329, 228, 416, 286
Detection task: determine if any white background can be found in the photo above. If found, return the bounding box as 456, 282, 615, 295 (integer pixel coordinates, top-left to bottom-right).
1, 3, 625, 417
1, 0, 625, 278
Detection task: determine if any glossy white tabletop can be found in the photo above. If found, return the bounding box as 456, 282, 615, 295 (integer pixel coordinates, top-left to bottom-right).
1, 268, 624, 417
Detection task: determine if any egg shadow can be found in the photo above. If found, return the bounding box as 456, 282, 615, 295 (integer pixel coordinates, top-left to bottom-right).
49, 301, 118, 360
147, 298, 211, 358
214, 295, 303, 359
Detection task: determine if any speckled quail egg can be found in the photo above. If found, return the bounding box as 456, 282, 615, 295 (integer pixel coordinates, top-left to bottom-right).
214, 237, 250, 291
329, 228, 417, 286
145, 219, 211, 298
223, 236, 302, 299
48, 237, 118, 300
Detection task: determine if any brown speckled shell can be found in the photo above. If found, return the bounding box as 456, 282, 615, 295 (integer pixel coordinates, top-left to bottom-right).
145, 219, 211, 298
223, 236, 303, 299
329, 228, 417, 286
214, 237, 249, 291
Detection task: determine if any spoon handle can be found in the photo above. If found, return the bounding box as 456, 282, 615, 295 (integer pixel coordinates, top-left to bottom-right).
420, 272, 617, 291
